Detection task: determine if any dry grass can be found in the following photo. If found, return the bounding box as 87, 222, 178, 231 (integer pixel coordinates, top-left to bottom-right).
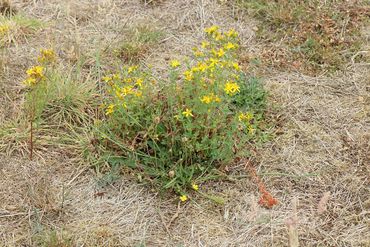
0, 0, 369, 246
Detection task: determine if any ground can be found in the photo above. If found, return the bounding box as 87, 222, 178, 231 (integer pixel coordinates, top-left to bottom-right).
0, 0, 369, 246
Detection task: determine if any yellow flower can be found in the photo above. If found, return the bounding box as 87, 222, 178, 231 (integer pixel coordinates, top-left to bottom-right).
224, 42, 236, 50
192, 184, 199, 191
194, 50, 204, 57
183, 70, 193, 81
128, 65, 138, 74
213, 95, 221, 103
205, 25, 219, 35
135, 91, 143, 97
182, 108, 193, 117
122, 86, 133, 95
23, 77, 37, 87
112, 73, 120, 80
26, 65, 45, 79
179, 195, 188, 202
135, 78, 144, 88
200, 95, 212, 104
232, 62, 240, 71
105, 104, 115, 115
102, 76, 112, 83
200, 93, 221, 104
247, 125, 256, 134
170, 60, 181, 68
214, 32, 224, 41
238, 112, 254, 122
0, 24, 10, 35
224, 81, 240, 96
216, 48, 225, 57
201, 41, 210, 48
37, 49, 56, 64
226, 28, 238, 38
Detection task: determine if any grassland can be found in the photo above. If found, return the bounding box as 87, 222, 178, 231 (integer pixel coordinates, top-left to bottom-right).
0, 0, 369, 246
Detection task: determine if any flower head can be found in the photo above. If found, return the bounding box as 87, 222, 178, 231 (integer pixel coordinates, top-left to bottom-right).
224, 42, 236, 50
26, 66, 45, 79
192, 184, 199, 191
105, 104, 115, 115
0, 24, 10, 35
226, 28, 238, 38
170, 60, 181, 68
205, 25, 219, 35
38, 49, 56, 64
128, 65, 138, 74
179, 195, 188, 202
182, 108, 193, 118
224, 81, 240, 96
201, 41, 210, 48
183, 70, 193, 81
23, 77, 37, 87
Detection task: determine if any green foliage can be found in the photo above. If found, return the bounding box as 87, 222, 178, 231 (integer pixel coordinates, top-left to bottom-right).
114, 25, 164, 63
0, 14, 44, 47
96, 26, 269, 199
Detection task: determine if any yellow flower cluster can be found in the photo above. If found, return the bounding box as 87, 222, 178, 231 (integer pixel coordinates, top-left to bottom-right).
238, 112, 254, 122
23, 65, 45, 87
103, 66, 146, 115
182, 108, 193, 118
238, 112, 256, 134
0, 24, 10, 36
38, 49, 56, 64
224, 81, 240, 96
200, 93, 221, 104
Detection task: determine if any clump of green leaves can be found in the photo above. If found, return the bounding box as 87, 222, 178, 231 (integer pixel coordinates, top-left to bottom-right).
96, 26, 269, 200
0, 14, 44, 47
114, 25, 164, 63
235, 0, 369, 73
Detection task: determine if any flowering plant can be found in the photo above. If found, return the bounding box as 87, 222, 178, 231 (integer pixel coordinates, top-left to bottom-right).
98, 26, 268, 201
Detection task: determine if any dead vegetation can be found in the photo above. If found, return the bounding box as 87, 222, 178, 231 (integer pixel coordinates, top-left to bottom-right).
234, 0, 370, 74
0, 0, 369, 246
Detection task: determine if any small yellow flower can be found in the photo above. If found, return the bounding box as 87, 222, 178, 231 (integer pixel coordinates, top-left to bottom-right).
232, 62, 240, 71
37, 49, 56, 64
214, 32, 224, 41
238, 112, 254, 122
102, 76, 112, 83
201, 41, 210, 48
26, 65, 45, 79
194, 50, 204, 57
183, 70, 193, 81
216, 48, 225, 57
135, 78, 144, 88
135, 91, 143, 97
105, 104, 115, 115
224, 42, 236, 50
213, 95, 221, 103
128, 65, 138, 74
182, 108, 193, 117
122, 86, 133, 96
205, 25, 219, 35
247, 125, 256, 134
170, 60, 181, 68
0, 24, 11, 36
224, 81, 240, 96
23, 77, 37, 87
192, 184, 199, 191
112, 73, 120, 80
226, 29, 238, 38
200, 95, 212, 104
179, 195, 188, 202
